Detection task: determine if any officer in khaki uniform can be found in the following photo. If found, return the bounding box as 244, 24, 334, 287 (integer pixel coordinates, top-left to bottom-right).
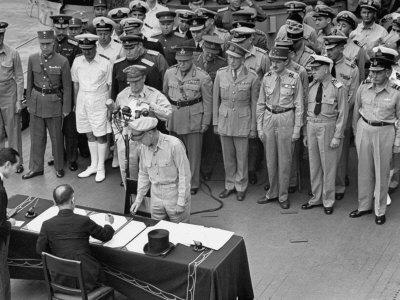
163, 44, 213, 195
313, 5, 335, 54
350, 46, 400, 225
323, 33, 360, 200
23, 30, 72, 179
213, 42, 260, 201
256, 47, 303, 209
302, 55, 347, 214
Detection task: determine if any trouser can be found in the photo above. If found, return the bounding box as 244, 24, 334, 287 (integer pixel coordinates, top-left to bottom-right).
220, 135, 249, 192
116, 137, 140, 186
307, 120, 341, 208
248, 137, 263, 173
289, 139, 300, 187
263, 110, 294, 202
0, 236, 11, 300
389, 153, 400, 189
29, 115, 63, 172
62, 111, 78, 163
355, 118, 394, 217
0, 105, 23, 164
150, 184, 190, 223
200, 126, 219, 176
178, 132, 202, 189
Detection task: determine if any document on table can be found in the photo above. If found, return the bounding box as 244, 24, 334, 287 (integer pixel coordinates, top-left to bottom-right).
24, 206, 87, 233
89, 213, 129, 244
103, 220, 146, 248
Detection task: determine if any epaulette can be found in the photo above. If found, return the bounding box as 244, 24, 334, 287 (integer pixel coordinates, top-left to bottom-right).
195, 66, 208, 75
114, 57, 125, 64
255, 47, 267, 54
113, 38, 121, 44
353, 40, 364, 47
362, 78, 371, 84
99, 54, 110, 60
304, 46, 314, 54
146, 49, 160, 56
248, 69, 258, 77
146, 37, 158, 42
217, 66, 229, 72
141, 58, 155, 67
67, 38, 78, 46
147, 86, 155, 92
167, 64, 179, 70
332, 78, 343, 88
144, 23, 153, 29
392, 83, 400, 90
217, 6, 229, 12
174, 31, 185, 38
345, 59, 357, 69
265, 71, 272, 76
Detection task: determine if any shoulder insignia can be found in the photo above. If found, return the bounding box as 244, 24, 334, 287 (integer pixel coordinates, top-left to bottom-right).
255, 47, 267, 54
67, 38, 78, 46
147, 37, 158, 42
353, 40, 364, 47
217, 6, 229, 12
146, 49, 160, 56
266, 71, 272, 76
99, 54, 110, 60
216, 56, 227, 62
144, 23, 153, 29
174, 31, 185, 38
147, 86, 155, 92
113, 38, 121, 44
332, 78, 343, 88
344, 59, 356, 69
114, 57, 125, 64
396, 72, 400, 80
362, 78, 371, 84
392, 83, 400, 90
304, 46, 314, 54
167, 64, 179, 71
141, 58, 155, 67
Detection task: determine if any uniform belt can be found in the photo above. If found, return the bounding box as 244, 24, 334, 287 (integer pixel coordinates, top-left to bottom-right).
362, 116, 392, 127
33, 85, 60, 95
266, 106, 294, 114
170, 98, 202, 108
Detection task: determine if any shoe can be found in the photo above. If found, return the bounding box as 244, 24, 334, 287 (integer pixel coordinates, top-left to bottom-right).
191, 188, 198, 195
375, 215, 386, 225
56, 169, 65, 178
264, 185, 270, 191
301, 203, 323, 210
47, 159, 54, 166
324, 206, 333, 215
257, 197, 278, 204
279, 200, 290, 209
345, 175, 350, 186
95, 169, 105, 182
288, 186, 297, 194
335, 193, 344, 200
80, 152, 90, 158
236, 191, 246, 201
112, 155, 119, 168
219, 189, 235, 198
349, 209, 373, 218
69, 161, 78, 171
249, 172, 257, 185
78, 166, 97, 178
16, 165, 24, 174
22, 170, 44, 180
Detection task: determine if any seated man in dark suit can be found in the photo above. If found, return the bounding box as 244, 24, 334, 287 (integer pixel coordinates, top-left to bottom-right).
36, 184, 115, 291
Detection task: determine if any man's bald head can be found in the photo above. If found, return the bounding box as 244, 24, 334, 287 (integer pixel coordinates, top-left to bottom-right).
53, 184, 74, 206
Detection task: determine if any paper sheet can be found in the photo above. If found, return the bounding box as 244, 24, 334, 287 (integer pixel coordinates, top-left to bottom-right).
89, 213, 129, 244
24, 206, 87, 233
125, 226, 156, 254
201, 227, 234, 251
13, 220, 25, 227
103, 220, 146, 248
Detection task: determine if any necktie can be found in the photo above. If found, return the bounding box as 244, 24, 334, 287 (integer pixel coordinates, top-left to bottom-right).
331, 63, 336, 78
233, 70, 237, 81
314, 83, 323, 116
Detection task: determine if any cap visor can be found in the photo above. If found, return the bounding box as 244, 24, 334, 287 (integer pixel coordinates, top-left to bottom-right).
226, 50, 242, 58
324, 44, 336, 50
175, 54, 193, 60
369, 66, 386, 71
190, 26, 205, 32
269, 55, 287, 60
38, 38, 54, 43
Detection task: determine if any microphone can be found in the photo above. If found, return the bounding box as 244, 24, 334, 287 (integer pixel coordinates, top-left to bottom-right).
112, 105, 121, 116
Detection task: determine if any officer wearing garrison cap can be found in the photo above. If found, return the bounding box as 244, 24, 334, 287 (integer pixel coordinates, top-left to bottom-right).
256, 47, 303, 209
113, 65, 171, 187
301, 55, 347, 215
214, 42, 260, 202
23, 30, 72, 180
163, 44, 213, 195
351, 46, 400, 225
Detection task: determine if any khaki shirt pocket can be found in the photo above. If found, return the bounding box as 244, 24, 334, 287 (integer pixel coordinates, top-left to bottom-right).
184, 83, 201, 100
236, 83, 251, 101
238, 106, 251, 136
189, 103, 204, 131
321, 96, 336, 114
1, 59, 13, 69
220, 83, 230, 100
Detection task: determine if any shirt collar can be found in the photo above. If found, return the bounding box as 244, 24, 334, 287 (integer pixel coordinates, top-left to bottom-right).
154, 132, 166, 150
58, 208, 73, 216
129, 86, 147, 98
367, 79, 391, 93
362, 22, 375, 30
0, 45, 6, 54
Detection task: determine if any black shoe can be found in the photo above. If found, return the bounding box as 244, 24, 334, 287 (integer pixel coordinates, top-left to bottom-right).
288, 186, 297, 194
335, 193, 344, 200
120, 181, 124, 187
375, 215, 386, 225
257, 197, 278, 204
345, 175, 350, 186
324, 206, 333, 215
22, 170, 44, 180
279, 200, 290, 209
191, 188, 198, 195
69, 161, 78, 171
308, 190, 314, 196
301, 203, 323, 210
47, 159, 54, 166
16, 165, 24, 174
56, 169, 65, 178
264, 184, 270, 191
219, 189, 236, 198
349, 209, 373, 218
249, 171, 257, 185
236, 191, 246, 201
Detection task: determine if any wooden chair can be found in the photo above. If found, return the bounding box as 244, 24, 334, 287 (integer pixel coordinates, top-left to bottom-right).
41, 252, 114, 300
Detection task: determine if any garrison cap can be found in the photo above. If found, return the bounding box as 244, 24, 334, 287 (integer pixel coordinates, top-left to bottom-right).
108, 7, 130, 22
156, 11, 176, 23
51, 15, 72, 29
124, 65, 147, 82
202, 35, 224, 54
93, 0, 107, 7
269, 46, 289, 60
175, 9, 195, 22
173, 43, 196, 60
195, 8, 217, 19
230, 26, 255, 42
93, 17, 115, 31
189, 16, 207, 31
75, 33, 99, 49
359, 0, 381, 11
129, 0, 149, 13
284, 1, 307, 12
336, 11, 358, 29
226, 41, 249, 58
286, 25, 303, 41
37, 30, 55, 43
121, 17, 143, 31
0, 22, 8, 33
308, 54, 333, 67
323, 30, 348, 50
313, 5, 336, 19
68, 17, 83, 28
120, 34, 144, 48
370, 46, 398, 70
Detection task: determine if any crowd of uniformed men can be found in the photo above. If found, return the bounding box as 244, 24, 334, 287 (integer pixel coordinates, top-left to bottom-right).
1, 0, 400, 224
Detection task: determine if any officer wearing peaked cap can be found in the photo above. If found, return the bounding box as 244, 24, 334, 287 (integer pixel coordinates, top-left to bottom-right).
351, 46, 400, 225
93, 17, 123, 62
23, 30, 72, 180
142, 0, 169, 39
189, 17, 207, 51
163, 44, 213, 195
68, 18, 83, 38
174, 10, 194, 40
93, 0, 108, 16
313, 5, 336, 54
108, 7, 130, 23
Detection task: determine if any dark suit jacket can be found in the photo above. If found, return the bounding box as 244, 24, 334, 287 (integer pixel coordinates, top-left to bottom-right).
0, 178, 10, 246
36, 209, 114, 291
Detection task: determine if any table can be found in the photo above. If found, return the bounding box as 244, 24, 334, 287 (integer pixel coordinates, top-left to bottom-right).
7, 194, 254, 300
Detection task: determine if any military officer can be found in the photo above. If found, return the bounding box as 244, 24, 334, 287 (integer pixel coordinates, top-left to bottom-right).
130, 117, 191, 223
163, 44, 213, 195
188, 16, 208, 51
322, 32, 360, 201
189, 0, 205, 11
72, 34, 112, 183
301, 55, 347, 214
86, 0, 108, 34
214, 42, 260, 201
313, 5, 335, 54
92, 17, 123, 63
256, 47, 303, 209
68, 18, 83, 38
143, 0, 169, 39
23, 30, 71, 179
108, 7, 130, 41
0, 22, 24, 173
350, 46, 400, 225
153, 11, 187, 66
336, 10, 367, 82
193, 35, 227, 180
175, 9, 194, 40
128, 0, 153, 38
114, 65, 172, 186
195, 8, 230, 47
381, 17, 400, 49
